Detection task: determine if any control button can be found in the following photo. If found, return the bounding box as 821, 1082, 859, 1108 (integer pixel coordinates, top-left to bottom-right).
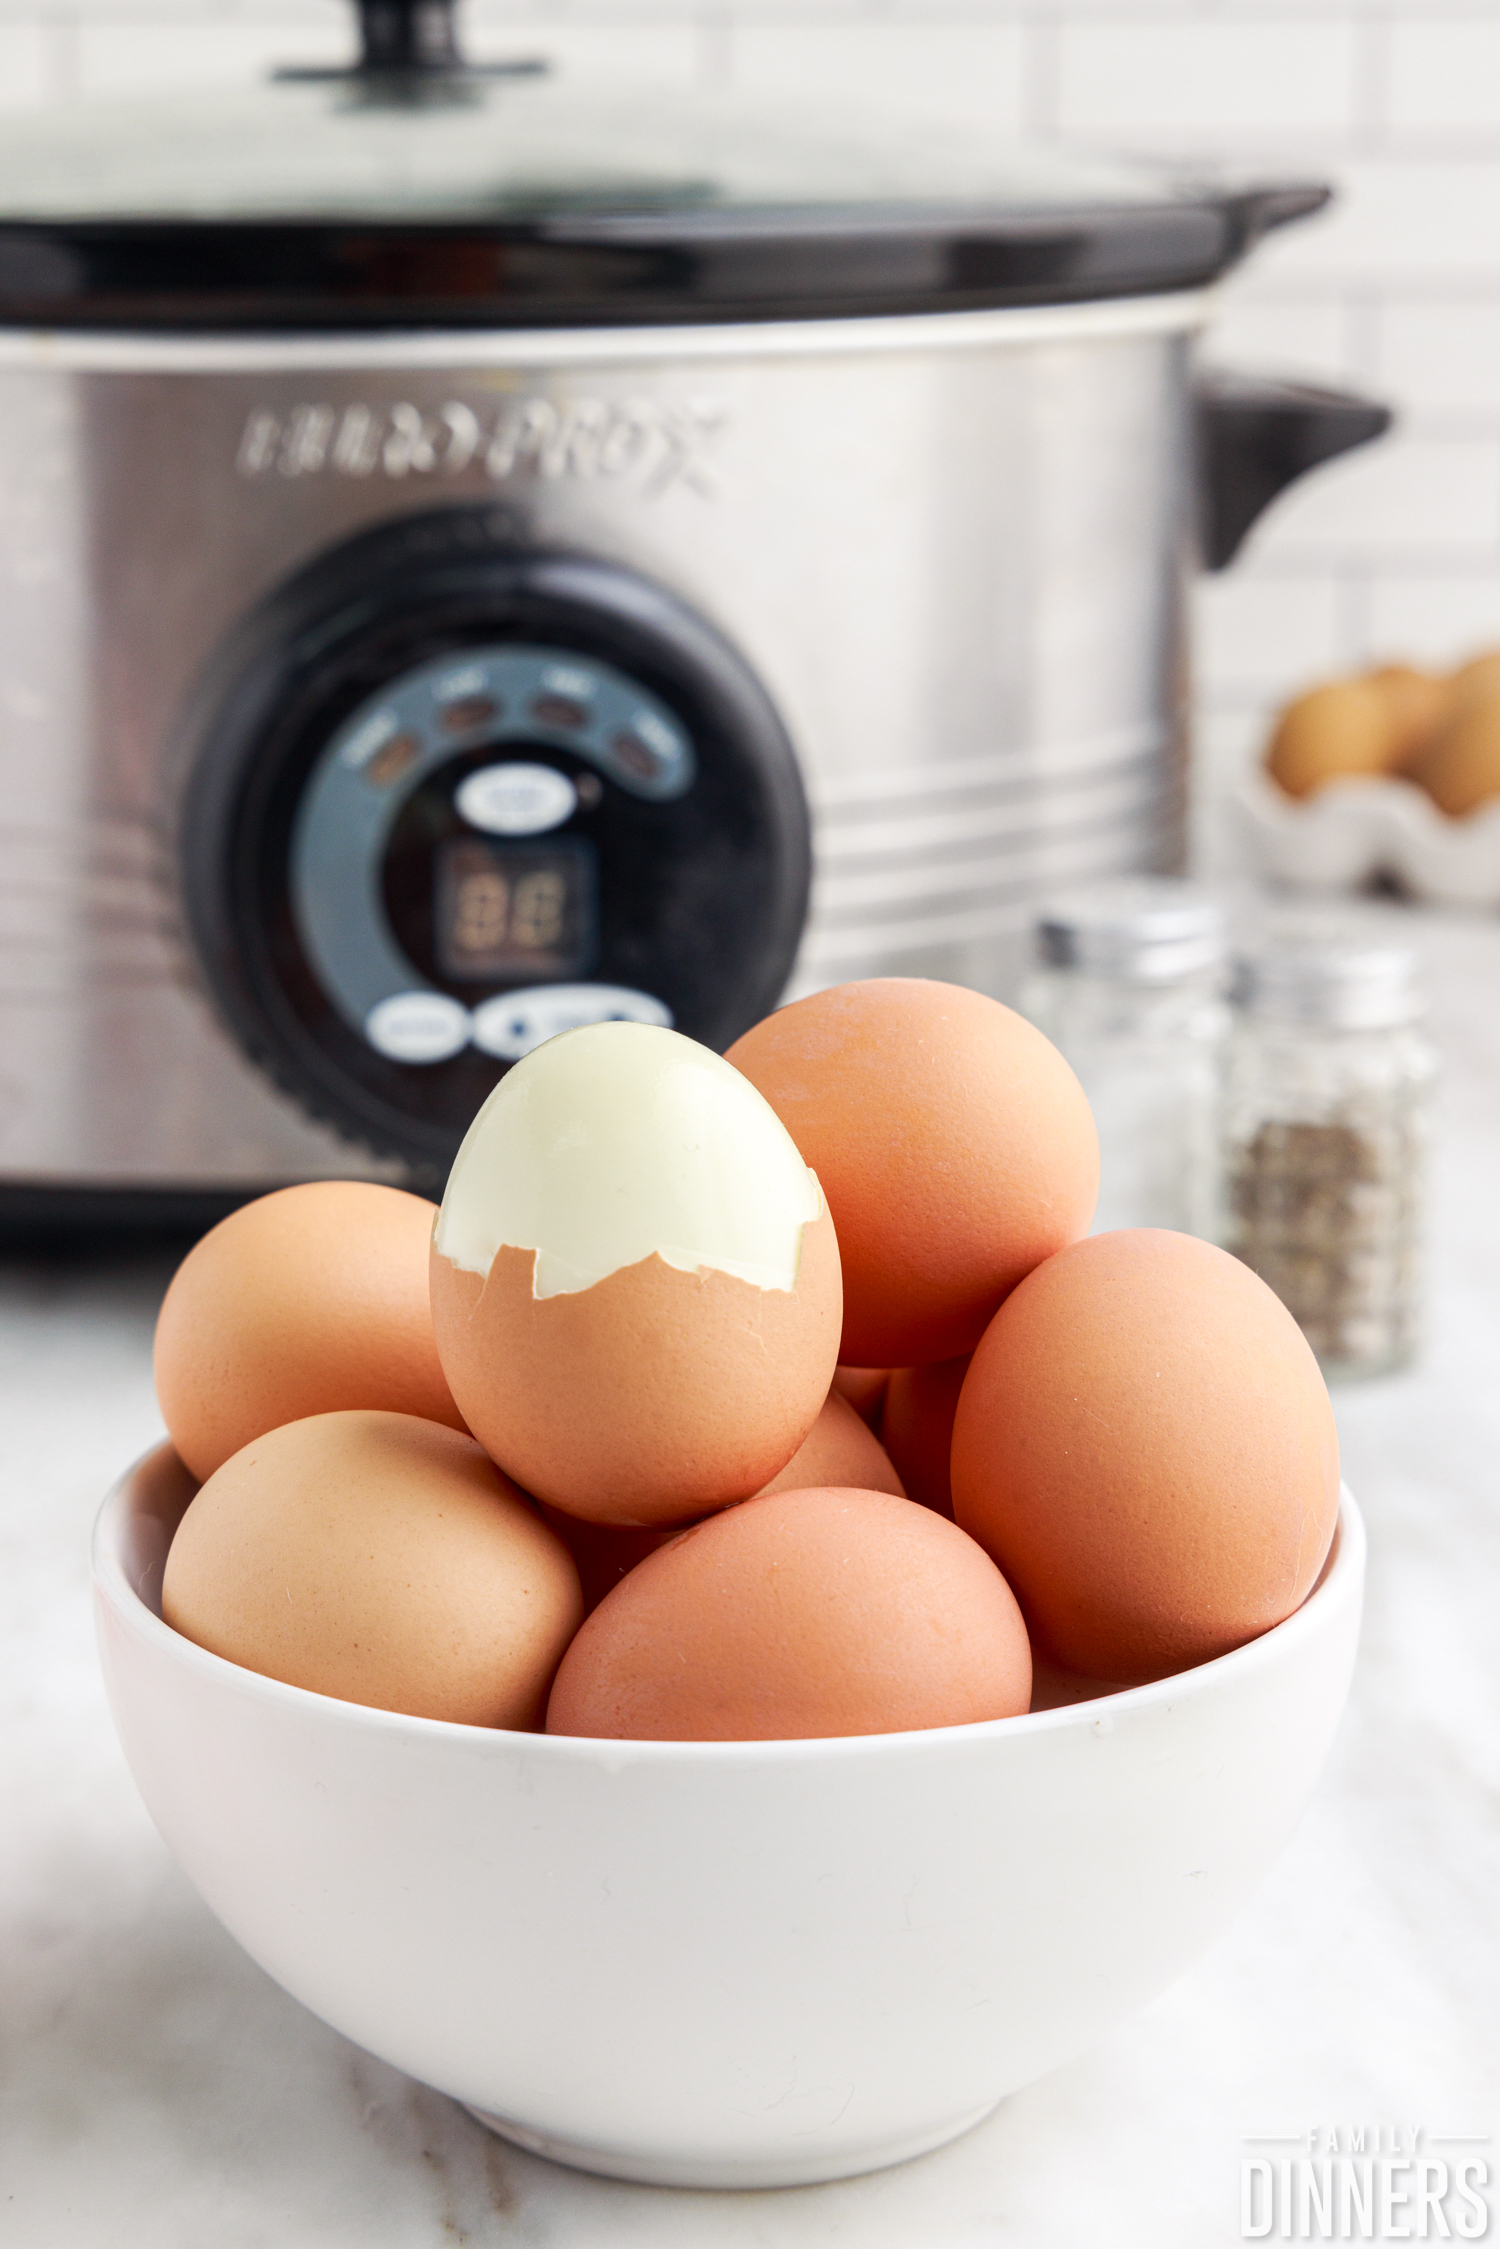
455, 763, 577, 838
611, 730, 664, 784
363, 731, 420, 790
440, 694, 501, 734
471, 983, 672, 1061
531, 693, 589, 731
365, 991, 471, 1063
539, 663, 594, 700
605, 707, 691, 795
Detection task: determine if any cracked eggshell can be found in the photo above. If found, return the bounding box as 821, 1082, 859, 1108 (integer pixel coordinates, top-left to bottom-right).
951, 1230, 1341, 1686
430, 1023, 842, 1528
432, 1225, 841, 1525
545, 1486, 1033, 1742
161, 1410, 582, 1728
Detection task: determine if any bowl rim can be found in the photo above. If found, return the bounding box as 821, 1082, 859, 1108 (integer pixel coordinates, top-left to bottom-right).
93, 1440, 1365, 1767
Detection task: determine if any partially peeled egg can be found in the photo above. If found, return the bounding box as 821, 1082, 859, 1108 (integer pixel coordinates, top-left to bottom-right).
430, 1022, 842, 1526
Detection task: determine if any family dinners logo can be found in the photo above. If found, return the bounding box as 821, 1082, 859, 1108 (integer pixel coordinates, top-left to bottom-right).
1240, 2126, 1492, 2239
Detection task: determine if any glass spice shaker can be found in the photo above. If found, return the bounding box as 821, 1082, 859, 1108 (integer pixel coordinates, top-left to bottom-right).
1225, 928, 1435, 1380
1020, 880, 1229, 1239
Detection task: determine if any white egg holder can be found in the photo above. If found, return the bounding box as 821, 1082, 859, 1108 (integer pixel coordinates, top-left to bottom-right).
1233, 768, 1500, 908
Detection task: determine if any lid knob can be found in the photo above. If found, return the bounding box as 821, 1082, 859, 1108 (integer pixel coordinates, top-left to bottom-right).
273, 0, 546, 87
356, 0, 459, 72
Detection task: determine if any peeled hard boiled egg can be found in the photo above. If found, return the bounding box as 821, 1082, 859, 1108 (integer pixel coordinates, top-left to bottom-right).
154, 1182, 465, 1482
951, 1230, 1341, 1685
430, 1021, 842, 1527
546, 1486, 1033, 1741
727, 979, 1098, 1365
162, 1410, 583, 1726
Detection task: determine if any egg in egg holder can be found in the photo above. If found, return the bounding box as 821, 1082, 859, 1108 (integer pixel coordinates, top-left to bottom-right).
1236, 649, 1500, 907
94, 999, 1365, 2190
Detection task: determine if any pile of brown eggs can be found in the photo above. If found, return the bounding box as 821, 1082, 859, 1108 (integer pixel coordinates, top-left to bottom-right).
1267, 647, 1500, 816
156, 979, 1341, 1742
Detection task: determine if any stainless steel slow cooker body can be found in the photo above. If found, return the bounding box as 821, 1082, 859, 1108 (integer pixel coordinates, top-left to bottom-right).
0, 26, 1388, 1210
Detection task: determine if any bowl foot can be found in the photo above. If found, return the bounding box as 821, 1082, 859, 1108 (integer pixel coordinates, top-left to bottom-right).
461, 2097, 1002, 2190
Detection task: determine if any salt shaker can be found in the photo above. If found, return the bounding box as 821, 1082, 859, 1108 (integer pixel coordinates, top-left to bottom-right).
1020, 880, 1228, 1239
1225, 927, 1434, 1379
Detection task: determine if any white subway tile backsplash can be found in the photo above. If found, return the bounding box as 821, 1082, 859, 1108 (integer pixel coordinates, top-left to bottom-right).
1365, 574, 1500, 668
77, 16, 350, 94
0, 22, 46, 104
1194, 571, 1348, 699
1192, 705, 1270, 794
462, 17, 700, 83
730, 22, 1027, 132
1243, 433, 1500, 564
1386, 20, 1500, 138
1247, 160, 1500, 283
1202, 293, 1356, 388
1055, 21, 1355, 147
1376, 298, 1500, 418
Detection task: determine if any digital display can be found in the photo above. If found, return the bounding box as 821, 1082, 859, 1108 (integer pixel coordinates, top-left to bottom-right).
435, 837, 594, 983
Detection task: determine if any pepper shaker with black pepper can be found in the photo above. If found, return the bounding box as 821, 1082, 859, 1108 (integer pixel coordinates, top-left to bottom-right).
1225, 927, 1434, 1379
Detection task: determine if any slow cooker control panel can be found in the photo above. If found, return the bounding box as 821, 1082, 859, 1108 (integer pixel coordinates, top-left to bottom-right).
180, 513, 811, 1175
293, 644, 694, 1065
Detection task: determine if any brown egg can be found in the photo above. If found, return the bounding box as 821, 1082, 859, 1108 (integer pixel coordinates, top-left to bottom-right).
1265, 678, 1405, 799
1404, 693, 1500, 816
546, 1486, 1032, 1741
882, 1356, 970, 1518
154, 1182, 465, 1483
1447, 647, 1500, 708
726, 979, 1099, 1366
951, 1230, 1341, 1686
756, 1387, 905, 1499
545, 1388, 903, 1613
538, 1507, 677, 1617
433, 1224, 842, 1527
830, 1364, 890, 1431
430, 1021, 843, 1529
1027, 1652, 1126, 1710
162, 1410, 583, 1726
1367, 663, 1451, 766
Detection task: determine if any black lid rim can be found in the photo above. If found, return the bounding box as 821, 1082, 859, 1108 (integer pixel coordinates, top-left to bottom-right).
0, 184, 1328, 332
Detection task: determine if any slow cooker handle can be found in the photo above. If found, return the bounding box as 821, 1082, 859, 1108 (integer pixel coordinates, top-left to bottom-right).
1196, 371, 1392, 571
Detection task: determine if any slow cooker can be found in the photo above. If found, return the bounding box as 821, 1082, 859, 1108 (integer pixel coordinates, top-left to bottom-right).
0, 0, 1388, 1219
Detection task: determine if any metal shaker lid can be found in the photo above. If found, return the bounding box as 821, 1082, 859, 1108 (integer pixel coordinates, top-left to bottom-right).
1036, 880, 1226, 984
0, 0, 1330, 333
1232, 924, 1425, 1030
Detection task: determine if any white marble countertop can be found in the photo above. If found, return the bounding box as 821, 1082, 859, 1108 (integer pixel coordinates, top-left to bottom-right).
3, 911, 1498, 2248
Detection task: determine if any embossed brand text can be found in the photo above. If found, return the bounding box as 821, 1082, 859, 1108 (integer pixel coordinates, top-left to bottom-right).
236, 396, 726, 496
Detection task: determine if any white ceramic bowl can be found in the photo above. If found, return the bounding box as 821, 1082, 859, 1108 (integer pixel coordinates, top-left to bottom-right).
93, 1445, 1364, 2190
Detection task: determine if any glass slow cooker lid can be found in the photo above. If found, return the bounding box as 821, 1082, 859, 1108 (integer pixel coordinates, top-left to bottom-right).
0, 0, 1327, 331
